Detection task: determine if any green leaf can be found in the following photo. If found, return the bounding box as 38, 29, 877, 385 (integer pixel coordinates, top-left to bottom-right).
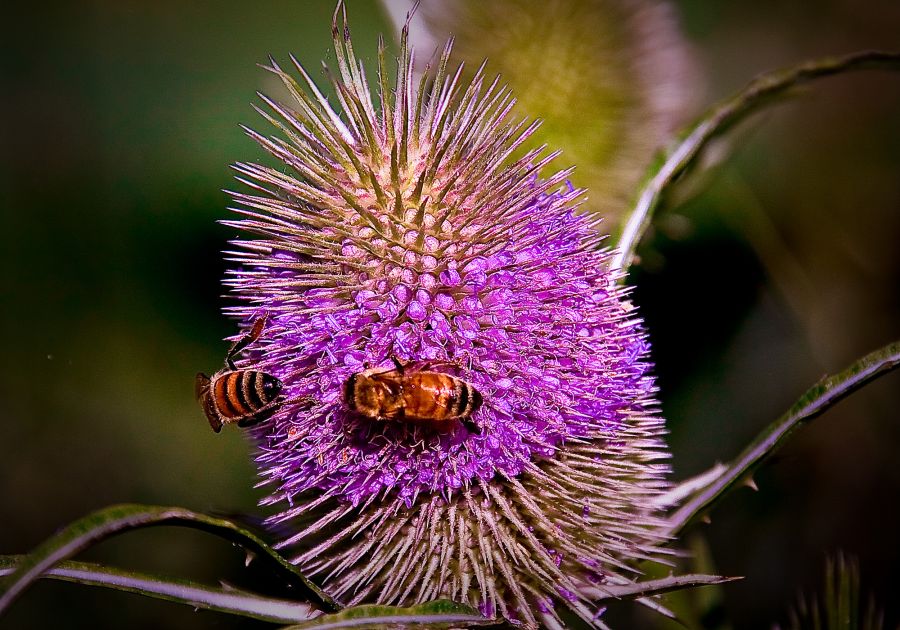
0, 555, 318, 624
666, 340, 900, 535
280, 599, 503, 629
611, 50, 900, 276
0, 503, 337, 616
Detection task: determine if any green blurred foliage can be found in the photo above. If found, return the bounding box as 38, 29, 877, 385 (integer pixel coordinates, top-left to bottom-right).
418, 0, 700, 228
2, 1, 900, 629
775, 554, 883, 630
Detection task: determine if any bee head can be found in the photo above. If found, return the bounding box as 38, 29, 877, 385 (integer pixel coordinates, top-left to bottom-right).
262, 374, 283, 398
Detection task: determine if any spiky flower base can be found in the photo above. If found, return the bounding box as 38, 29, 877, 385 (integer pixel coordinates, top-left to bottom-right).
224, 5, 670, 627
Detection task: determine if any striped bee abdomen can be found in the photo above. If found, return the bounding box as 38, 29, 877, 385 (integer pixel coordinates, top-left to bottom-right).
214, 370, 282, 420
453, 380, 483, 418
403, 372, 482, 422
197, 315, 284, 433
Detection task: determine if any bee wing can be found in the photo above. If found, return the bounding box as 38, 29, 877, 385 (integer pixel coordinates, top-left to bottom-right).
366, 367, 404, 397
404, 359, 461, 374
206, 409, 224, 433
195, 373, 211, 401
195, 373, 223, 433
366, 366, 403, 382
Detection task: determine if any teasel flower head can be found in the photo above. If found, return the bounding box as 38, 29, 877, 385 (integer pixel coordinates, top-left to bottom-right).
223, 3, 671, 626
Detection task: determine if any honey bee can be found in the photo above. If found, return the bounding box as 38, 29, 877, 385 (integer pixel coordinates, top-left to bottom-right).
343, 358, 483, 433
196, 316, 283, 433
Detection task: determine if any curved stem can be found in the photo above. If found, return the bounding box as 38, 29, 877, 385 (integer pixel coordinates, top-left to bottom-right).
0, 504, 337, 616
0, 555, 319, 624
665, 340, 900, 535
611, 50, 900, 275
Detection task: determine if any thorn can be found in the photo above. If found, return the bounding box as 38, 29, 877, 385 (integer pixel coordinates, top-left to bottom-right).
744, 477, 759, 491
406, 0, 421, 30
331, 0, 343, 36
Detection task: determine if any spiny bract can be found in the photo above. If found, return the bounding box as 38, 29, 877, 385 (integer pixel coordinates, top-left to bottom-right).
223, 4, 670, 627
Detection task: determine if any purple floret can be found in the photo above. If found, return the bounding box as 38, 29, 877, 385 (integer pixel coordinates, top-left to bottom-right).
221, 5, 670, 627
241, 184, 653, 511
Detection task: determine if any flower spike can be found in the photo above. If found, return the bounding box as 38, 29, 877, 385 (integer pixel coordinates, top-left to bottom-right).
224, 6, 671, 627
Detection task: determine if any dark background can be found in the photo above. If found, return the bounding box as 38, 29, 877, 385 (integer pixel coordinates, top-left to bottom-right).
2, 1, 899, 628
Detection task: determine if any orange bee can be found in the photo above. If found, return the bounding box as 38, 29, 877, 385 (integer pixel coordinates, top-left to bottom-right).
196, 316, 283, 433
343, 358, 483, 433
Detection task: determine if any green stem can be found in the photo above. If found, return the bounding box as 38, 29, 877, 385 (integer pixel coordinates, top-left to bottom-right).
0, 555, 319, 624
278, 599, 503, 629
0, 504, 337, 616
611, 50, 900, 275
666, 340, 900, 535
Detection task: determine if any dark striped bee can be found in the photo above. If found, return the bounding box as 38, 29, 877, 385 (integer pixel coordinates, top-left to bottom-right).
343, 358, 483, 433
196, 316, 283, 433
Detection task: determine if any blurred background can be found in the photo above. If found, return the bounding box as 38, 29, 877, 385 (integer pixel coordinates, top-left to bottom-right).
2, 1, 899, 628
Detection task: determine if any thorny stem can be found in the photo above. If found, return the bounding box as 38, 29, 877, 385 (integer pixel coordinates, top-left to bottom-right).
0, 504, 337, 615
665, 340, 900, 535
612, 50, 900, 275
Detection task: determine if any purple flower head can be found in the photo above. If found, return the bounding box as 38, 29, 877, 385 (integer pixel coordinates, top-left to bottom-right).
223, 4, 670, 626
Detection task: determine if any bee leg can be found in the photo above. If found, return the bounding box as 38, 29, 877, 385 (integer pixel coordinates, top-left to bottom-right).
284, 395, 316, 410
392, 406, 406, 423
225, 314, 268, 369
237, 415, 263, 428
390, 355, 405, 374
461, 417, 481, 435
236, 395, 282, 428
